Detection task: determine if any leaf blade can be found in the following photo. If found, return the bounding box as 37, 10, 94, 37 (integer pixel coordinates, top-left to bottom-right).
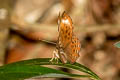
0, 64, 90, 80
0, 58, 101, 80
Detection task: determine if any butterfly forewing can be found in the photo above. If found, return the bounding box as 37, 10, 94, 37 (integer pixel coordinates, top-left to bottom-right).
56, 11, 81, 64
58, 12, 73, 49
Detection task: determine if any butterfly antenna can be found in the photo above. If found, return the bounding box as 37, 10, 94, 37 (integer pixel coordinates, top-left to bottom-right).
40, 40, 56, 45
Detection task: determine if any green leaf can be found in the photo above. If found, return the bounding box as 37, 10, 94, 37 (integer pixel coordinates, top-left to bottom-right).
0, 58, 101, 80
114, 41, 120, 48
0, 65, 89, 80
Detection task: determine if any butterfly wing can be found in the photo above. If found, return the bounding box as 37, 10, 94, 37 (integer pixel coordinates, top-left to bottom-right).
56, 11, 81, 64
57, 12, 73, 63
65, 35, 81, 64
58, 11, 73, 49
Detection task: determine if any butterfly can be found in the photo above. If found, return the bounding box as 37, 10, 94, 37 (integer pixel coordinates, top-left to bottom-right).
50, 11, 81, 64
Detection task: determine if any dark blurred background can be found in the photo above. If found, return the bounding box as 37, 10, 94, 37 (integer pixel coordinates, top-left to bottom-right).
0, 0, 120, 80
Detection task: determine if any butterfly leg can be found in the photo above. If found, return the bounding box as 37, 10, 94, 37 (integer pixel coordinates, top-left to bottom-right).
58, 48, 67, 64
50, 49, 60, 63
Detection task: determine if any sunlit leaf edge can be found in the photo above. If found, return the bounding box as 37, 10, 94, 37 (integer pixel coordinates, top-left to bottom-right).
114, 41, 120, 48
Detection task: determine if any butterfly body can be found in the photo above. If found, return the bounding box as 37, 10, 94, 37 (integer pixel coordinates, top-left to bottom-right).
51, 11, 81, 64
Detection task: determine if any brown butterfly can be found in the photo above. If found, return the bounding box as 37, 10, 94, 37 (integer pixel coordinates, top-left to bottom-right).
50, 11, 81, 64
